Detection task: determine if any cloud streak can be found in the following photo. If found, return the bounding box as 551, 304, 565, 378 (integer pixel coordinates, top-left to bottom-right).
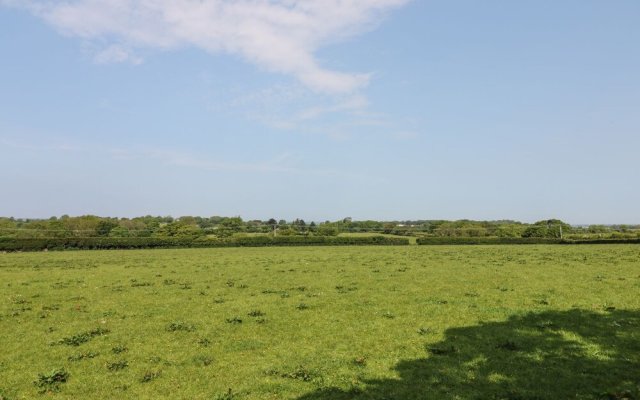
6, 0, 410, 93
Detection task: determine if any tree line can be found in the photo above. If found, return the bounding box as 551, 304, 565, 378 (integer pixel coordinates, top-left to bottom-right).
0, 215, 638, 240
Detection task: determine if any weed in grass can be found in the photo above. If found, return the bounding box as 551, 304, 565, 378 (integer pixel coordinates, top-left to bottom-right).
140, 370, 161, 383
382, 311, 395, 319
106, 360, 128, 371
225, 317, 243, 324
68, 351, 99, 361
213, 297, 225, 304
163, 279, 176, 285
166, 321, 196, 332
296, 303, 309, 310
57, 327, 110, 346
112, 345, 128, 354
198, 337, 211, 347
34, 368, 69, 393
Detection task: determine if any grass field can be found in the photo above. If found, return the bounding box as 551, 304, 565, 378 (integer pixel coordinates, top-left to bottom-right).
1, 245, 639, 399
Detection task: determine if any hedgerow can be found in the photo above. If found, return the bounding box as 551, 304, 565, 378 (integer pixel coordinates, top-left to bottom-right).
0, 235, 409, 252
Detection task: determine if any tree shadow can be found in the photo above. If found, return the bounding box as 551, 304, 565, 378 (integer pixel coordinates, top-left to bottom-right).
296, 309, 640, 400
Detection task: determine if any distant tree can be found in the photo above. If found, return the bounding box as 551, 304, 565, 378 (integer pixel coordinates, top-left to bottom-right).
316, 224, 338, 236
96, 220, 118, 237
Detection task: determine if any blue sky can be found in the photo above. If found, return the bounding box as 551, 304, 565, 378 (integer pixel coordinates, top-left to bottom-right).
1, 0, 638, 224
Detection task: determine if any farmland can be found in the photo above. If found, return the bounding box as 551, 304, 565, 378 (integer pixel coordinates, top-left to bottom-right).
1, 245, 639, 399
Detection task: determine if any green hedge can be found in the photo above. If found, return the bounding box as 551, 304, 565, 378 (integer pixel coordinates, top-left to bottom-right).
416, 237, 640, 245
0, 235, 409, 252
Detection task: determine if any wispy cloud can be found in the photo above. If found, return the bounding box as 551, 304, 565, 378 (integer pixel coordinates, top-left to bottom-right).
5, 0, 411, 93
110, 147, 299, 174
108, 146, 386, 183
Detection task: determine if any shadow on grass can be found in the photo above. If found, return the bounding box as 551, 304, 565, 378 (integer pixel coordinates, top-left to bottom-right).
297, 309, 640, 400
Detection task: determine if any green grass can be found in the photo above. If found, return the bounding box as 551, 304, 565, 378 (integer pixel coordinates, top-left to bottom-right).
0, 245, 639, 399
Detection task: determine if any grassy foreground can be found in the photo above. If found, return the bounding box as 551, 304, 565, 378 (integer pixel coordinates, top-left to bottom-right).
0, 245, 639, 399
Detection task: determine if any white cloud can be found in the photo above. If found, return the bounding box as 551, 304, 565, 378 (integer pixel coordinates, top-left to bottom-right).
6, 0, 411, 93
94, 44, 142, 64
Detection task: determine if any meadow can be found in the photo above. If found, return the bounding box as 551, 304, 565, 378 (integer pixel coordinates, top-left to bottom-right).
0, 245, 639, 399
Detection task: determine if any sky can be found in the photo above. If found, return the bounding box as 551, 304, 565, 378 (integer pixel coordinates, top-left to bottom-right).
0, 0, 638, 224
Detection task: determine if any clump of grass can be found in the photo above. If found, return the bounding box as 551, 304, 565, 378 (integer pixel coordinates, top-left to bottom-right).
225, 317, 243, 324
130, 280, 153, 287
213, 297, 225, 304
496, 340, 520, 351
112, 345, 128, 354
34, 368, 69, 393
417, 327, 432, 335
57, 327, 110, 346
68, 351, 99, 361
106, 360, 128, 371
382, 311, 395, 319
248, 310, 265, 317
198, 337, 211, 347
536, 320, 555, 330
296, 303, 309, 310
279, 365, 317, 382
140, 370, 161, 383
213, 389, 235, 400
166, 321, 196, 332
352, 356, 367, 366
336, 285, 358, 293
193, 355, 213, 366
427, 345, 458, 356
